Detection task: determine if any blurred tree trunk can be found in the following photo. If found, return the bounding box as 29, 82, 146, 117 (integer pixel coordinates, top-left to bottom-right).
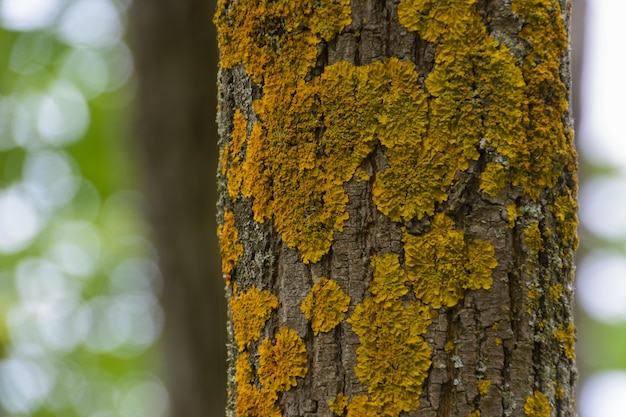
129, 1, 227, 417
216, 0, 578, 417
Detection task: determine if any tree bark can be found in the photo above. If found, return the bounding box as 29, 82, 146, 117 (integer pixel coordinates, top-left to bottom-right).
216, 1, 578, 416
129, 1, 227, 416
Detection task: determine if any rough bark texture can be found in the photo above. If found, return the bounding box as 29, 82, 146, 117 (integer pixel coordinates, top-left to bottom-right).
216, 1, 578, 417
129, 1, 227, 416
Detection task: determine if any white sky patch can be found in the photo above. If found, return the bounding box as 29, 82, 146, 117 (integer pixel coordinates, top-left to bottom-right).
576, 250, 626, 321
579, 0, 626, 169
0, 186, 44, 253
579, 176, 626, 240
580, 371, 626, 417
0, 0, 60, 32
57, 0, 122, 48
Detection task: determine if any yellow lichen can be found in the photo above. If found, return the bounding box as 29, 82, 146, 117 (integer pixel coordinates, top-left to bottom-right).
218, 210, 244, 283
480, 162, 507, 197
347, 253, 432, 416
403, 213, 497, 308
524, 391, 552, 417
477, 379, 491, 395
469, 411, 481, 417
301, 277, 350, 335
554, 322, 575, 360
231, 285, 278, 351
214, 0, 351, 83
329, 393, 349, 416
555, 386, 564, 400
549, 284, 562, 302
444, 341, 455, 354
346, 395, 377, 417
354, 167, 370, 182
511, 0, 576, 199
258, 327, 308, 392
551, 192, 579, 250
506, 204, 520, 229
495, 337, 502, 346
524, 221, 544, 254
234, 352, 281, 417
226, 110, 248, 198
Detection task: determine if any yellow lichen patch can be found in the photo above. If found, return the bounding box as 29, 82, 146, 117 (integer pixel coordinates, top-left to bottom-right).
554, 323, 575, 360
347, 255, 432, 416
329, 393, 349, 416
506, 204, 520, 229
398, 0, 527, 199
231, 285, 278, 351
226, 109, 248, 198
444, 341, 455, 354
235, 352, 281, 417
524, 221, 544, 255
258, 327, 308, 393
346, 394, 377, 417
218, 210, 244, 283
301, 277, 350, 335
214, 0, 351, 83
354, 167, 370, 182
549, 284, 562, 302
469, 411, 481, 417
242, 58, 432, 263
495, 337, 502, 346
403, 213, 497, 309
524, 391, 552, 417
480, 162, 507, 197
551, 191, 579, 250
511, 0, 575, 199
555, 386, 564, 400
477, 379, 491, 395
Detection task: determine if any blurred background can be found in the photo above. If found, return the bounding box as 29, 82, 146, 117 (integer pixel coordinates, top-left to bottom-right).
0, 0, 623, 416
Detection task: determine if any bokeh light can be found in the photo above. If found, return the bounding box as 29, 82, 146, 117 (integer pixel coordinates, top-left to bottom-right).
0, 0, 167, 415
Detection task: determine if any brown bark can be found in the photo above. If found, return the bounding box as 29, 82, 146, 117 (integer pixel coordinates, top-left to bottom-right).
129, 1, 227, 416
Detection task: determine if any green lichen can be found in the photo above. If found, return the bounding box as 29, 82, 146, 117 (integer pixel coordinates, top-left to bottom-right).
403, 213, 497, 309
524, 391, 552, 417
231, 285, 279, 351
301, 277, 350, 335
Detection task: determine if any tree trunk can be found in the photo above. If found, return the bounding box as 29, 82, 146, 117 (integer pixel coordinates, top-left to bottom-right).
216, 0, 578, 416
129, 1, 227, 416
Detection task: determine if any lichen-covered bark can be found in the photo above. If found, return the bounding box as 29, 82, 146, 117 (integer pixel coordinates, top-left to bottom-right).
216, 0, 578, 416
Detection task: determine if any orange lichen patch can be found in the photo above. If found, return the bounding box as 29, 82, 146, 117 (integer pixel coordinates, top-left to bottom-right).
477, 379, 491, 395
554, 322, 575, 360
234, 352, 281, 417
403, 213, 497, 309
524, 391, 552, 417
551, 191, 579, 250
511, 0, 575, 199
329, 393, 349, 416
214, 0, 351, 83
218, 210, 244, 283
301, 277, 350, 335
258, 327, 308, 393
231, 285, 278, 351
480, 162, 507, 197
226, 110, 248, 198
347, 254, 432, 416
524, 221, 544, 255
